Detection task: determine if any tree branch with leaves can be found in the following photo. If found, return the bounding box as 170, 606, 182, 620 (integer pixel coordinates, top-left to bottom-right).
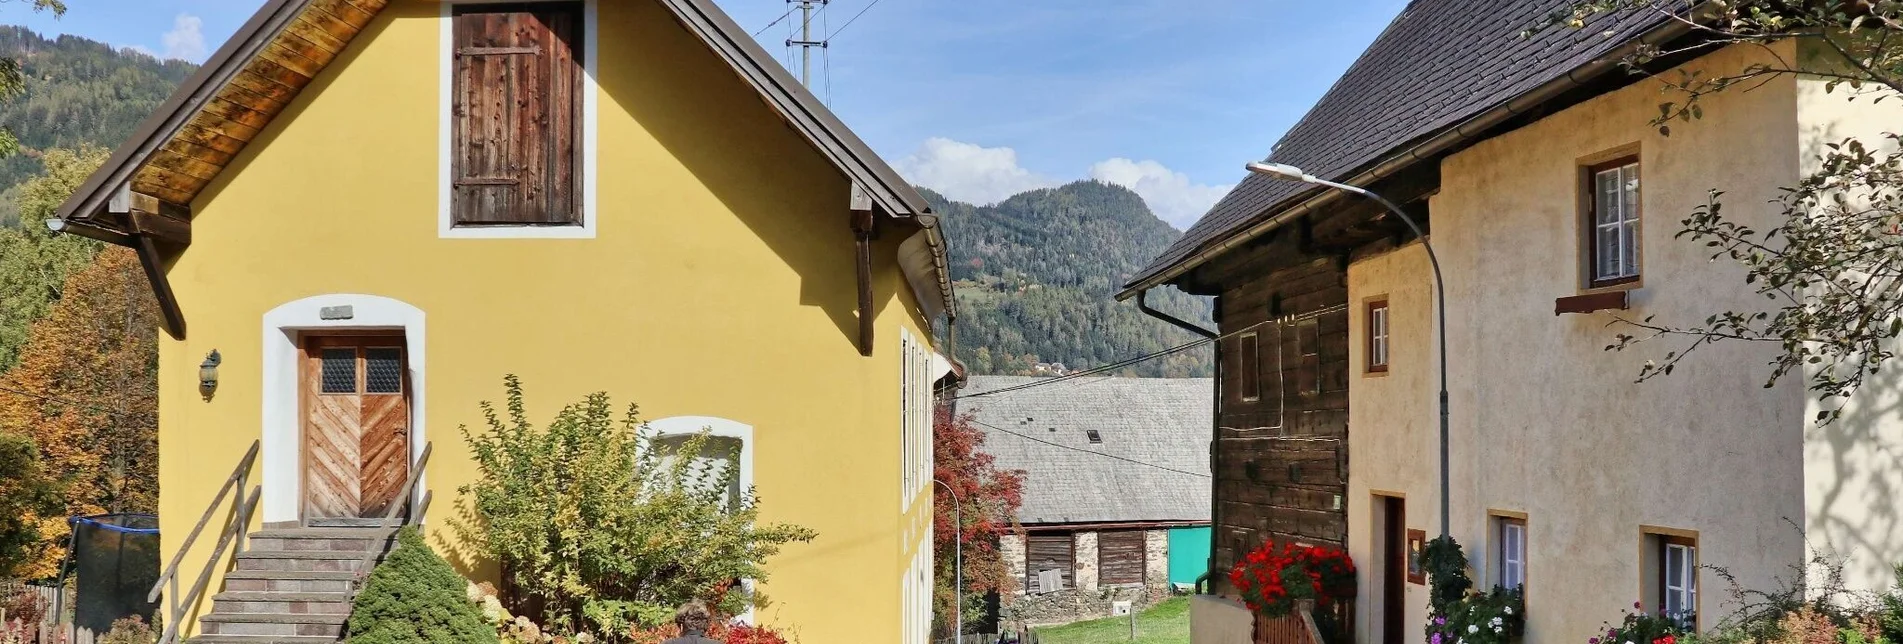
1544, 0, 1903, 423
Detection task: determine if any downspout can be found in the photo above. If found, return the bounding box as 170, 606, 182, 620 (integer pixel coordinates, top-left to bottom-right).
1134, 289, 1221, 594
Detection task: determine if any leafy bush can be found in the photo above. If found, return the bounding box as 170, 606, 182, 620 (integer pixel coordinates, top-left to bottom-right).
344, 527, 498, 644
1591, 603, 1691, 644
1427, 586, 1523, 644
1422, 536, 1475, 616
626, 622, 792, 644
456, 377, 816, 636
0, 587, 45, 626
99, 616, 156, 644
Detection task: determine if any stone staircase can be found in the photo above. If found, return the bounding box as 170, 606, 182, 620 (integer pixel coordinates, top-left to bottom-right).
185, 527, 397, 644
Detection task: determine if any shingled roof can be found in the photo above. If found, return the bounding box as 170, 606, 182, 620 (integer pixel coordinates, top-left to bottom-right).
1122, 0, 1675, 295
953, 376, 1211, 525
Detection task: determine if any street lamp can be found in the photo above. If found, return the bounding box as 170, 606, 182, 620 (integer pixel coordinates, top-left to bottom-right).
933, 479, 964, 640
1245, 162, 1452, 540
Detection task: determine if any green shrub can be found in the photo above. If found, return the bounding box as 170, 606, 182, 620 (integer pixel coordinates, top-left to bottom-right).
455, 376, 816, 637
344, 527, 497, 644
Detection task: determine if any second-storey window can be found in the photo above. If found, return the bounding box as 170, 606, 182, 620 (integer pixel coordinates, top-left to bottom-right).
1588, 158, 1641, 286
451, 3, 585, 226
1238, 332, 1261, 402
1367, 299, 1390, 373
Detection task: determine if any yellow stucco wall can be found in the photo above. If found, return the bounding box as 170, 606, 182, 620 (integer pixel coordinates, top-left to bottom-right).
1346, 42, 1809, 643
155, 1, 935, 640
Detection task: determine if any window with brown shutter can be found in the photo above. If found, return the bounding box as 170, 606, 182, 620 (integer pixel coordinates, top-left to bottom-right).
1098, 531, 1147, 586
451, 3, 584, 226
1025, 535, 1074, 593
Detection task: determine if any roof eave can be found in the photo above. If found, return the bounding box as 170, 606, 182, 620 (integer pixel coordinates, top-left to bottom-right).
1115, 14, 1699, 302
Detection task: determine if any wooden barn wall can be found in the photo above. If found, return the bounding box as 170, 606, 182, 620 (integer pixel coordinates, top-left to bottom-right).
1207, 239, 1349, 593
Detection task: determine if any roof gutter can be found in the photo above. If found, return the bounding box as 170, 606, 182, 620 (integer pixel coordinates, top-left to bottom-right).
1115, 16, 1696, 301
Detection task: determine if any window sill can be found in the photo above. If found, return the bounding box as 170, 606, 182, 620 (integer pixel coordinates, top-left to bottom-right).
1554, 290, 1630, 315
440, 224, 595, 240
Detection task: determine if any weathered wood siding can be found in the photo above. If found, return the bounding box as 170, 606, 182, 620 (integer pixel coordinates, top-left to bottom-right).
1097, 530, 1146, 585
1026, 535, 1074, 592
1206, 232, 1349, 592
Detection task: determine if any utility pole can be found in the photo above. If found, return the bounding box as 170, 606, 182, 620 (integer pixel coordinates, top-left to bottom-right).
785, 0, 828, 87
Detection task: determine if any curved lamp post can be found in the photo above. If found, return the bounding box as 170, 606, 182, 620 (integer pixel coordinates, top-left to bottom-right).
934, 478, 965, 640
1245, 161, 1452, 539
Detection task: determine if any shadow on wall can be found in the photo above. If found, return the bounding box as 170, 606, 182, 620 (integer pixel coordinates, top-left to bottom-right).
594, 0, 902, 352
1809, 357, 1903, 590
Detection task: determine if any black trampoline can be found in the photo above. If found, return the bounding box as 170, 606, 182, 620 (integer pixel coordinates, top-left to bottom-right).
61, 514, 159, 635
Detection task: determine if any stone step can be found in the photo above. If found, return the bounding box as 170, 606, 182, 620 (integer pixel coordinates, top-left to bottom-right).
221, 570, 357, 594
233, 550, 383, 573
247, 528, 396, 554
187, 635, 344, 644
199, 612, 347, 638
212, 591, 353, 616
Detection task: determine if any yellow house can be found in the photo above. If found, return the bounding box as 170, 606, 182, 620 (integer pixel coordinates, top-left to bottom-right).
50, 0, 954, 641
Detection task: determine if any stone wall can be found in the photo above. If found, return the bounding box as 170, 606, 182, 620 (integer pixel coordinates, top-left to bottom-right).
1072, 532, 1099, 591
1000, 528, 1182, 626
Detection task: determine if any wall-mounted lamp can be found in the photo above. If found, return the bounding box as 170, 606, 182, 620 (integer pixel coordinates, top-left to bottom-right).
199, 350, 221, 401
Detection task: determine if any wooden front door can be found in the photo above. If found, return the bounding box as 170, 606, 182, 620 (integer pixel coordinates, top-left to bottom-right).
302, 335, 411, 523
1381, 497, 1406, 644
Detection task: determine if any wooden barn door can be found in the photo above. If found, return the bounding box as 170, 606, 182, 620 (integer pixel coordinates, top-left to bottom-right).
302, 335, 411, 524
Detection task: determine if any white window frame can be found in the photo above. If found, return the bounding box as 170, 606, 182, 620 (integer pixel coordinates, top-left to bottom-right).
1496, 518, 1525, 590
900, 329, 932, 510
1590, 161, 1641, 284
647, 416, 755, 624
438, 0, 600, 239
1368, 301, 1390, 372
1663, 541, 1697, 625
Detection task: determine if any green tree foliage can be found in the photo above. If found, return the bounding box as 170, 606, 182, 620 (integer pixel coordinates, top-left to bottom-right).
0, 431, 59, 576
1545, 1, 1903, 421
928, 181, 1214, 377
0, 3, 74, 160
455, 376, 817, 637
345, 527, 499, 644
0, 145, 105, 371
0, 25, 195, 212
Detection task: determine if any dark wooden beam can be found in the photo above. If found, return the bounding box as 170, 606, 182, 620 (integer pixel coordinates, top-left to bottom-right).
851, 208, 875, 357
132, 233, 187, 340
129, 211, 191, 247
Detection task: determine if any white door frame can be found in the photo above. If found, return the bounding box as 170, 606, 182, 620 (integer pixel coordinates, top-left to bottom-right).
261, 294, 428, 525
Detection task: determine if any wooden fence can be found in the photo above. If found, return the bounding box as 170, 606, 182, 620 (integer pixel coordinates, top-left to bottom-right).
1254, 599, 1353, 644
0, 580, 100, 644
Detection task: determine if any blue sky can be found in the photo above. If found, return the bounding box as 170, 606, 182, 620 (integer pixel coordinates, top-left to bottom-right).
2, 0, 1407, 228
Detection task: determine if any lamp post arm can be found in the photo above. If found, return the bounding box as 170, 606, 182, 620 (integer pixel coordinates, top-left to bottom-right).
1313, 178, 1452, 540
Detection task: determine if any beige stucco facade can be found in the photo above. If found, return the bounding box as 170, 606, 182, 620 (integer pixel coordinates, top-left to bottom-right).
1343, 40, 1903, 643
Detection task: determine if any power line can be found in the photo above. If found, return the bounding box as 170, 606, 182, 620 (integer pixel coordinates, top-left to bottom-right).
753, 5, 799, 36
945, 319, 1265, 403
968, 417, 1210, 479
826, 0, 885, 40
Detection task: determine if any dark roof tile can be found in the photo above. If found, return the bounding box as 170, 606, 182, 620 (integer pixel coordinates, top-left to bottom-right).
1127, 0, 1669, 290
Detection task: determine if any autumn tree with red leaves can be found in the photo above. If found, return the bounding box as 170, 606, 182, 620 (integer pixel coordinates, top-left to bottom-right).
932, 407, 1024, 635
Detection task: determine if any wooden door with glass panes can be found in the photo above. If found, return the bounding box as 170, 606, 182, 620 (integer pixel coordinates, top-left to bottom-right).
301, 334, 410, 523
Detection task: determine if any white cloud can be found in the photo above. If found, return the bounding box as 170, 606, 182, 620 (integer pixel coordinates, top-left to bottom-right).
894, 138, 1059, 206
133, 15, 207, 62
894, 138, 1229, 230
1088, 158, 1233, 229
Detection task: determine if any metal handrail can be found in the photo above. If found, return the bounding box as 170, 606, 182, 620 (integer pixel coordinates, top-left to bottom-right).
354, 442, 432, 589
148, 440, 258, 604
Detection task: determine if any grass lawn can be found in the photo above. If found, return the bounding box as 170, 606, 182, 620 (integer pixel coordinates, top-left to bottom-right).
1033, 596, 1191, 644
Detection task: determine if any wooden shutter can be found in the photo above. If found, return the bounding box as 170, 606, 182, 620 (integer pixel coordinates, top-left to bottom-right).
1026, 535, 1074, 593
452, 3, 583, 225
1098, 531, 1146, 585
